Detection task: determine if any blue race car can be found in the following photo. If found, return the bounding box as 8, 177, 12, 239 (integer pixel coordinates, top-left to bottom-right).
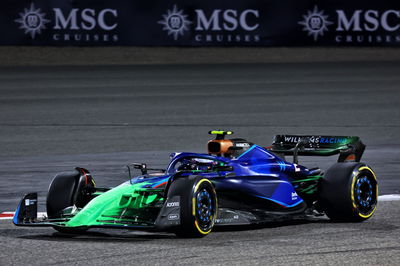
14, 130, 378, 237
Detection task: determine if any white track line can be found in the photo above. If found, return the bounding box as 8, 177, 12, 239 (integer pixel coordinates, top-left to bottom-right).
1, 195, 399, 220
378, 194, 400, 201
0, 212, 46, 220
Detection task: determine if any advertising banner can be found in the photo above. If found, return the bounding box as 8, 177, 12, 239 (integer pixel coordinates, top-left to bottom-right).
1, 0, 400, 46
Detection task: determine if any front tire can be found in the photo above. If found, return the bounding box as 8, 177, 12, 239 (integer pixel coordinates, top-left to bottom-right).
168, 176, 218, 238
46, 170, 80, 219
319, 162, 378, 222
46, 168, 95, 234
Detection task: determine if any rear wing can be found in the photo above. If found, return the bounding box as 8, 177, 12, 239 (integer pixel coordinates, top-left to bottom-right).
267, 135, 366, 163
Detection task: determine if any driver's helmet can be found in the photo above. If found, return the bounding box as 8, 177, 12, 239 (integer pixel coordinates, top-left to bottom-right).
207, 138, 252, 158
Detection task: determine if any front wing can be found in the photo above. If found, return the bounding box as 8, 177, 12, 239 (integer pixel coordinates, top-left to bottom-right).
13, 192, 182, 231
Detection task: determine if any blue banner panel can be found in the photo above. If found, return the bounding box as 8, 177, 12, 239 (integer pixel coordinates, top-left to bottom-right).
1, 0, 400, 46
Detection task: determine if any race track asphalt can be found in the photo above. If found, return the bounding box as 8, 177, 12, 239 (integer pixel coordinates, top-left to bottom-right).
0, 62, 399, 265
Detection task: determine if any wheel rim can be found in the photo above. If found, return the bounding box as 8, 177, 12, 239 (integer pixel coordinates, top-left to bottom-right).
195, 188, 216, 232
354, 172, 377, 215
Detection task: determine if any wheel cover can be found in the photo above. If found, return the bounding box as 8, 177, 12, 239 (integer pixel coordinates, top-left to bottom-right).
194, 188, 216, 232
353, 171, 377, 216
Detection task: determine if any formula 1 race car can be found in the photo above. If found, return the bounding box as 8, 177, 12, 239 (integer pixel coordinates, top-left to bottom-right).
14, 131, 378, 237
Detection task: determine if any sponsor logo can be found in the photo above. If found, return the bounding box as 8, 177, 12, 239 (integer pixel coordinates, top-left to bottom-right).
336, 10, 400, 32
166, 201, 180, 207
168, 214, 180, 220
284, 136, 303, 143
158, 5, 192, 40
291, 192, 298, 201
299, 6, 400, 44
298, 6, 333, 41
335, 9, 400, 43
309, 136, 320, 144
14, 3, 50, 39
159, 6, 261, 43
319, 137, 347, 144
25, 199, 37, 206
236, 143, 250, 148
283, 136, 347, 145
15, 4, 118, 43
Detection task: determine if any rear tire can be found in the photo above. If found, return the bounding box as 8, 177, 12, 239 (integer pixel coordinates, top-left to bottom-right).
319, 162, 378, 222
168, 176, 217, 238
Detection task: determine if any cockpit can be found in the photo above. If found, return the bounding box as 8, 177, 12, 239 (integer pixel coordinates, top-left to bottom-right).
166, 154, 230, 175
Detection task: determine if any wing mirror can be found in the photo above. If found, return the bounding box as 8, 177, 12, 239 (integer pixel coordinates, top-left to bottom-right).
132, 163, 147, 175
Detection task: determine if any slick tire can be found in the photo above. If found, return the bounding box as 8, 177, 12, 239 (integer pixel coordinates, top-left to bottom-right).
46, 168, 95, 219
168, 176, 218, 238
319, 162, 378, 222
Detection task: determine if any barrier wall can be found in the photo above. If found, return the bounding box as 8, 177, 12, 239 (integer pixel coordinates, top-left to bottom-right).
1, 0, 400, 46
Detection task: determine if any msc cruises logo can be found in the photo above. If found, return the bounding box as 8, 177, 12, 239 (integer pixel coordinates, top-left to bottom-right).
158, 5, 192, 40
158, 6, 260, 43
14, 3, 50, 39
14, 3, 119, 43
298, 6, 333, 41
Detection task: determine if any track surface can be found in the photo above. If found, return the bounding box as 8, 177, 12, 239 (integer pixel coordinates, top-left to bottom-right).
0, 62, 399, 264
1, 201, 399, 265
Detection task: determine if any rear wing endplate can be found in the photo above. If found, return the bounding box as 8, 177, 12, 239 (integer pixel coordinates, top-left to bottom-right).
267, 135, 366, 163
